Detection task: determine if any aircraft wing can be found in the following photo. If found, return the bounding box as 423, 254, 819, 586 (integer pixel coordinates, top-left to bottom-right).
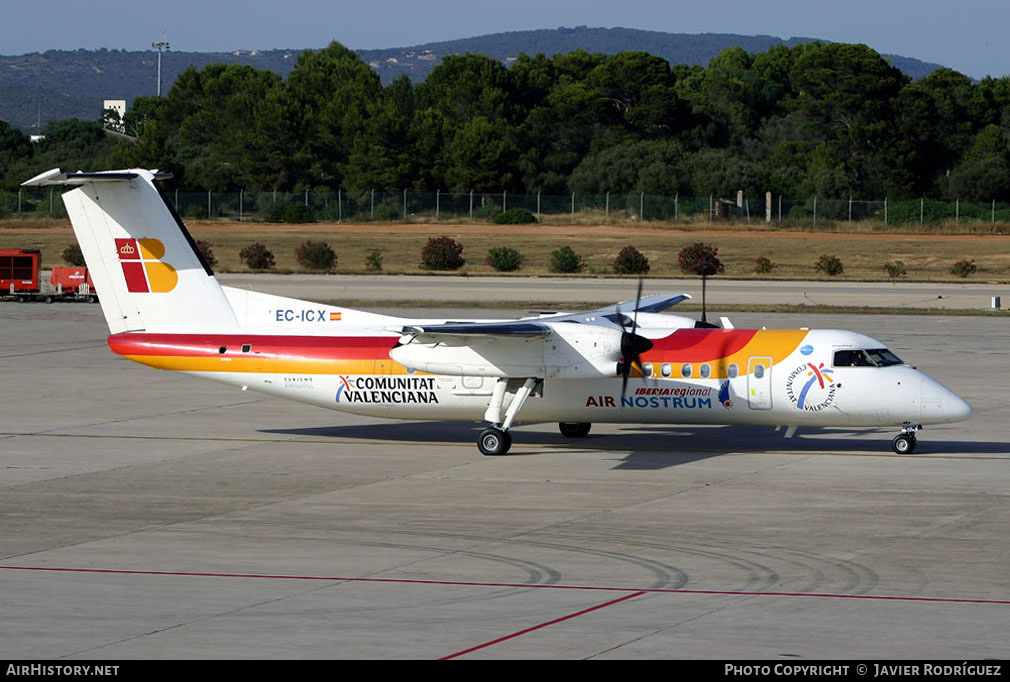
401, 321, 552, 344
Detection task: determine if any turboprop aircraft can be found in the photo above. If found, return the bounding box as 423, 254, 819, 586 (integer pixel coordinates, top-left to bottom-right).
24, 168, 973, 456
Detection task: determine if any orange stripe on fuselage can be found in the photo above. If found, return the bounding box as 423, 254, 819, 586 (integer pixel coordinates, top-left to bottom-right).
109, 333, 402, 374
643, 329, 808, 378
109, 329, 809, 378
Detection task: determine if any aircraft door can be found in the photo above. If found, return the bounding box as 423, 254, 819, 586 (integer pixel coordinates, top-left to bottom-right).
747, 357, 773, 410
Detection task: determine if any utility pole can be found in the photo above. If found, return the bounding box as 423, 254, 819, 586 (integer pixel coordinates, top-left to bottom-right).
152, 41, 170, 96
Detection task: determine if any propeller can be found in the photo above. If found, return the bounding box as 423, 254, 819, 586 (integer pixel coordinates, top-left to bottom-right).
617, 279, 654, 401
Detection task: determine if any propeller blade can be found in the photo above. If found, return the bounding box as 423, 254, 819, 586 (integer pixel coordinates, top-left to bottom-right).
619, 279, 653, 404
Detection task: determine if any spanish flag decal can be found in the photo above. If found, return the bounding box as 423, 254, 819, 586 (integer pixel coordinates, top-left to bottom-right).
330, 312, 342, 321
115, 238, 178, 293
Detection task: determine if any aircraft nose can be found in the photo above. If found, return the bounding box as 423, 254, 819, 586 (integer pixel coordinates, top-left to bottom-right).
920, 375, 973, 423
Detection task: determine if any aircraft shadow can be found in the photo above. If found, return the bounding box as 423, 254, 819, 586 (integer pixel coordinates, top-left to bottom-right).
259, 421, 1010, 470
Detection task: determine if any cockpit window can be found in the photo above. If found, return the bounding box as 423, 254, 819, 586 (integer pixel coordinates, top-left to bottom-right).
834, 348, 903, 367
865, 348, 903, 366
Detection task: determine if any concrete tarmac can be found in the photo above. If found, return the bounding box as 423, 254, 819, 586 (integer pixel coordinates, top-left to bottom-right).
1, 288, 1008, 659
218, 272, 1009, 310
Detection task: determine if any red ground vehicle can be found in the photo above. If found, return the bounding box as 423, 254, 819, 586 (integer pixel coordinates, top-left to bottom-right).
50, 267, 98, 302
0, 249, 98, 302
0, 249, 42, 299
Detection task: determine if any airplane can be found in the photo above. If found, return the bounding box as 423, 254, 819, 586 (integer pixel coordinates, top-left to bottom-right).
23, 168, 973, 456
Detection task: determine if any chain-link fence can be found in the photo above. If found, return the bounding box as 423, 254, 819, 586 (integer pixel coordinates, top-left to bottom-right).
5, 187, 1010, 228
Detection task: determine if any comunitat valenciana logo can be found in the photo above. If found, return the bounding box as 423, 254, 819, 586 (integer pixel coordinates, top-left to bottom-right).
115, 238, 178, 293
786, 362, 837, 412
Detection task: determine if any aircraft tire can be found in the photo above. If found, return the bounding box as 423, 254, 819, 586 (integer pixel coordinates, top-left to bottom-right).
478, 427, 512, 456
558, 422, 591, 438
891, 434, 917, 455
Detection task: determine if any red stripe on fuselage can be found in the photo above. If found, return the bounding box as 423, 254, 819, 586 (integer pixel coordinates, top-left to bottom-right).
645, 328, 758, 362
108, 333, 398, 360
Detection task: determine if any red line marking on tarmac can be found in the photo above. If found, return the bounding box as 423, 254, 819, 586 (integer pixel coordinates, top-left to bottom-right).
439, 590, 647, 660
2, 565, 1008, 606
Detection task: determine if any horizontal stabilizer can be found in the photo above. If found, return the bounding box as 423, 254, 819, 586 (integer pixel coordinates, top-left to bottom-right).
22, 168, 172, 187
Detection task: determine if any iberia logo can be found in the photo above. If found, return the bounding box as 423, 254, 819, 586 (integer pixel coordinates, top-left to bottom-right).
786, 362, 837, 412
115, 238, 177, 293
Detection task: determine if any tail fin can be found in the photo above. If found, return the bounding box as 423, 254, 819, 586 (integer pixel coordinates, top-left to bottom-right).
23, 169, 238, 334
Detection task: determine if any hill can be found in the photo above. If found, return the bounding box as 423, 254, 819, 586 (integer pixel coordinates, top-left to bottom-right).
0, 27, 948, 130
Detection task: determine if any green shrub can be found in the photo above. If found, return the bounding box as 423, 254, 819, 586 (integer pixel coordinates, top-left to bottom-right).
883, 261, 906, 279
754, 256, 775, 273
550, 245, 585, 273
239, 242, 275, 270
815, 254, 844, 276
196, 240, 217, 268
295, 241, 336, 270
283, 204, 315, 223
421, 236, 465, 270
62, 243, 85, 266
678, 242, 724, 276
951, 259, 976, 278
184, 204, 207, 220
493, 208, 538, 225
612, 245, 650, 274
486, 246, 524, 272
260, 205, 284, 222
473, 204, 503, 221
372, 201, 402, 221
365, 249, 384, 271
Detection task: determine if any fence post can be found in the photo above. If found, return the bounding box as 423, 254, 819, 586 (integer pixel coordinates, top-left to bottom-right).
469, 190, 473, 220
605, 192, 609, 220
813, 196, 817, 229
17, 189, 21, 213
503, 189, 507, 213
239, 189, 244, 222
304, 189, 308, 207
370, 189, 374, 219
207, 190, 211, 219
403, 189, 407, 220
956, 198, 959, 225
848, 196, 852, 229
708, 194, 712, 222
884, 197, 887, 226
537, 190, 541, 218
920, 198, 924, 227
436, 189, 440, 219
338, 189, 342, 222
993, 199, 996, 225
640, 192, 644, 221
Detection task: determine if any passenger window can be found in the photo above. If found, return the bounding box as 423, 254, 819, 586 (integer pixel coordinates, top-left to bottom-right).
681, 364, 692, 378
700, 363, 711, 378
754, 364, 764, 379
661, 363, 672, 378
643, 363, 653, 377
727, 364, 738, 378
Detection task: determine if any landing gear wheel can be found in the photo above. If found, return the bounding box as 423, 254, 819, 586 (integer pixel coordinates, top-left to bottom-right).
558, 422, 591, 438
478, 427, 512, 456
891, 433, 917, 455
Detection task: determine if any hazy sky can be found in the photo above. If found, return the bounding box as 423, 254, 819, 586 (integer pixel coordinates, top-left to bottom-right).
4, 0, 1009, 79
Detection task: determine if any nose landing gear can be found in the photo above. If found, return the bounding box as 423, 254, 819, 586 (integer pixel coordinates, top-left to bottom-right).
891, 424, 921, 454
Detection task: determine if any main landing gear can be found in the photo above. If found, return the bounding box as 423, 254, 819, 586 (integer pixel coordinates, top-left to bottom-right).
891, 423, 921, 454
478, 377, 540, 456
558, 422, 591, 438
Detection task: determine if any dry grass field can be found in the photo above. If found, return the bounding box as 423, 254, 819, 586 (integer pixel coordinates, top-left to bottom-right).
2, 215, 1009, 282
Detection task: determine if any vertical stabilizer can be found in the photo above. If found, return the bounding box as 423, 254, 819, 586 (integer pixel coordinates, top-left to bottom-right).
23, 169, 238, 334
